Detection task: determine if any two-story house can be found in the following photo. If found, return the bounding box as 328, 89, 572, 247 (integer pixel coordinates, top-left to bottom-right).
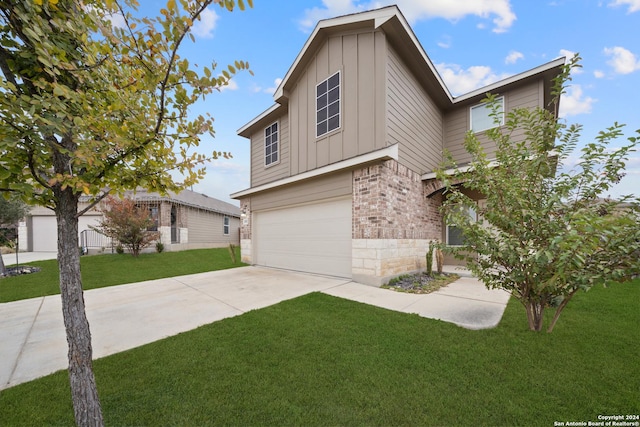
231, 6, 564, 285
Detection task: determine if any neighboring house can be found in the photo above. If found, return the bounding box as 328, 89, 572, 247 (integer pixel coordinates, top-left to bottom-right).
22, 189, 240, 253
230, 6, 564, 285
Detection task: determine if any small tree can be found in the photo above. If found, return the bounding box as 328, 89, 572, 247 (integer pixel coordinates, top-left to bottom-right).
0, 1, 252, 424
0, 194, 28, 275
437, 56, 640, 333
93, 196, 159, 257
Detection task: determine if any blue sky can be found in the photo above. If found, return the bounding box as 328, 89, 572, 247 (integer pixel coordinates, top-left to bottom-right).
145, 0, 640, 204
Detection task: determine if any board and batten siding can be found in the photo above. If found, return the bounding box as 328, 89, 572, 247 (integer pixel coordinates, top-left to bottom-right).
250, 113, 290, 187
187, 208, 239, 245
386, 45, 443, 174
444, 80, 544, 165
249, 171, 352, 212
288, 30, 387, 176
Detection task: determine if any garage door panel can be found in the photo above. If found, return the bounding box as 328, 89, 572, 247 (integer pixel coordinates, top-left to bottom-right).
31, 216, 58, 252
254, 198, 351, 278
31, 215, 103, 252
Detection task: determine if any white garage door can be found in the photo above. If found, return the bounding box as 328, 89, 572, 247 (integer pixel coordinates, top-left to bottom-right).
31, 216, 58, 252
254, 197, 352, 278
31, 215, 103, 252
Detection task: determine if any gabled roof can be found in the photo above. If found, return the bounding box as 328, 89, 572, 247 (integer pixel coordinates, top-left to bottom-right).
127, 188, 241, 217
238, 5, 565, 138
273, 6, 451, 106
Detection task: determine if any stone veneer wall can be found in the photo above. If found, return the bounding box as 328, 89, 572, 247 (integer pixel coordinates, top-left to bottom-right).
352, 159, 442, 285
239, 198, 252, 264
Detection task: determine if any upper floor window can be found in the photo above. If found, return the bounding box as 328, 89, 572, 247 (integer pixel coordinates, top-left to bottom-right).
265, 122, 278, 166
316, 71, 340, 137
470, 97, 504, 132
223, 216, 230, 235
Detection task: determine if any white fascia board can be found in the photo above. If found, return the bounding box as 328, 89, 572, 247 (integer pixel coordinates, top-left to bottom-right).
421, 160, 499, 181
453, 57, 566, 104
422, 150, 559, 180
383, 9, 453, 103
230, 144, 399, 199
276, 6, 403, 102
237, 103, 280, 136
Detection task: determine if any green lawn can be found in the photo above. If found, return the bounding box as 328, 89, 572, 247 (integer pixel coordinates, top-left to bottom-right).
1, 278, 638, 426
0, 247, 244, 303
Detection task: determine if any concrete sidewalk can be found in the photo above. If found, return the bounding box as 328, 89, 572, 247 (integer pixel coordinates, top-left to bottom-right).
0, 266, 509, 390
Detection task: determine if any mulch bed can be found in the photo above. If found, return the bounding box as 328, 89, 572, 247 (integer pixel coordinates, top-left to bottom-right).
382, 272, 459, 294
1, 265, 41, 277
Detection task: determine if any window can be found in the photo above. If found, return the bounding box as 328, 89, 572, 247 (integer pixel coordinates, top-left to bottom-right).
316, 71, 340, 137
223, 216, 230, 235
147, 206, 159, 231
470, 97, 504, 132
446, 205, 477, 246
265, 122, 278, 166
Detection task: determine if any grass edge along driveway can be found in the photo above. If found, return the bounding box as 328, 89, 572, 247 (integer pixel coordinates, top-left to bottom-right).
0, 247, 244, 303
1, 278, 638, 426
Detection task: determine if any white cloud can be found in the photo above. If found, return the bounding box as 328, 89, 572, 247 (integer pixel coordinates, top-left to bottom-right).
559, 84, 595, 117
298, 0, 517, 34
559, 49, 583, 74
559, 48, 577, 59
107, 12, 126, 29
594, 70, 605, 78
264, 78, 283, 95
192, 7, 219, 39
437, 35, 452, 49
435, 63, 510, 96
505, 50, 524, 64
85, 5, 126, 29
604, 46, 640, 74
218, 78, 238, 92
608, 0, 640, 13
298, 0, 365, 31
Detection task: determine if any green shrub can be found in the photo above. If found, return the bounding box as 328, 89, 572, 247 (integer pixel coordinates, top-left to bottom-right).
426, 241, 434, 276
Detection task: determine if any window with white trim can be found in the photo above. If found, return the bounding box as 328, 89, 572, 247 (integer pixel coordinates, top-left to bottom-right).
446, 205, 477, 246
316, 71, 340, 137
265, 122, 278, 166
223, 216, 230, 235
470, 97, 504, 132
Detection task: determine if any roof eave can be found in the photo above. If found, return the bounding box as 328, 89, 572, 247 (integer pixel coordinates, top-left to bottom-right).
237, 103, 282, 138
453, 57, 566, 105
231, 144, 398, 199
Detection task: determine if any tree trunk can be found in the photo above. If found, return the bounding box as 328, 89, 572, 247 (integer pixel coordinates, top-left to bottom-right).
525, 301, 545, 331
547, 290, 579, 333
56, 188, 104, 426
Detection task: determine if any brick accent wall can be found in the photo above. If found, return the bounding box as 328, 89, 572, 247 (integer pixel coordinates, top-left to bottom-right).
353, 159, 441, 240
352, 159, 443, 285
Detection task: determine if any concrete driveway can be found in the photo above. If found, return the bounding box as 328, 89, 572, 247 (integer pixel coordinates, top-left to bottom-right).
0, 266, 510, 390
2, 251, 58, 266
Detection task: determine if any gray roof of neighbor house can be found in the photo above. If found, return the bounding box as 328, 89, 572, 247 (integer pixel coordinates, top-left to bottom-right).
126, 189, 241, 217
